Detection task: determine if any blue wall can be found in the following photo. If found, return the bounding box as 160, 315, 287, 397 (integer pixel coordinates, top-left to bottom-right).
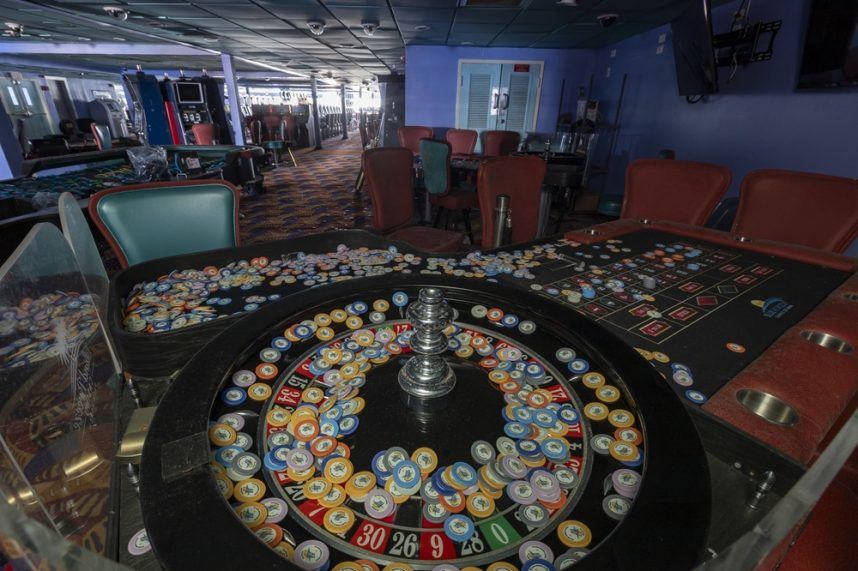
405, 45, 595, 133
588, 0, 858, 202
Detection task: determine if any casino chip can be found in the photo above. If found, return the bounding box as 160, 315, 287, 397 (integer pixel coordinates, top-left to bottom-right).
443, 514, 475, 543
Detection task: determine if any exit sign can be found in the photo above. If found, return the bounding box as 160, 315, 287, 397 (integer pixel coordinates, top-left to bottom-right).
513, 64, 530, 72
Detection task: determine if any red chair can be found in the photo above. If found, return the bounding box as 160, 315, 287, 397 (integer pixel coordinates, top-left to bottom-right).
477, 155, 546, 247
445, 129, 478, 156
91, 123, 112, 151
621, 159, 731, 226
482, 130, 520, 157
362, 147, 463, 253
398, 126, 434, 155
732, 170, 858, 253
191, 123, 218, 145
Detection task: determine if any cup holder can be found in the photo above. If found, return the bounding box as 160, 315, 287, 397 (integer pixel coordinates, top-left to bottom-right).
842, 292, 858, 302
638, 219, 653, 225
799, 330, 854, 354
736, 389, 799, 426
583, 229, 603, 236
732, 235, 753, 243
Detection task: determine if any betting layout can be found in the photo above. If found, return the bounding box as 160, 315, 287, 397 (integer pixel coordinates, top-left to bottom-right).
193, 286, 659, 569
503, 230, 849, 403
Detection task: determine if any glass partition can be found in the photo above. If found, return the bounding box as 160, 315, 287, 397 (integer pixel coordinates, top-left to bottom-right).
697, 411, 858, 570
0, 223, 122, 568
58, 192, 121, 373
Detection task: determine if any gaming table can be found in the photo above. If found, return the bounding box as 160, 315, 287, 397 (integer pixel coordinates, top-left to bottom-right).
107, 221, 858, 569
0, 144, 265, 221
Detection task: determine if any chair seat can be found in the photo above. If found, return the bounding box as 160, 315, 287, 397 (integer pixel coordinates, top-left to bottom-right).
430, 189, 479, 210
388, 225, 463, 253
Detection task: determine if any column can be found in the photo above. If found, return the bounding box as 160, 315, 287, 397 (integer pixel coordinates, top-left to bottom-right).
220, 53, 245, 146
310, 75, 322, 150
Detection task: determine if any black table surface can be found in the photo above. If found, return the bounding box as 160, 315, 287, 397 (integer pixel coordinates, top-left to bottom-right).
111, 229, 850, 404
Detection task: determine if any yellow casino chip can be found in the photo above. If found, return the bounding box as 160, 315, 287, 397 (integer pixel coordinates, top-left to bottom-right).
558, 520, 592, 548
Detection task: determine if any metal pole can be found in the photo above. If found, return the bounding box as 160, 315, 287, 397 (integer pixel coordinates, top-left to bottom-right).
220, 53, 245, 146
492, 194, 511, 248
340, 84, 348, 140
310, 75, 322, 150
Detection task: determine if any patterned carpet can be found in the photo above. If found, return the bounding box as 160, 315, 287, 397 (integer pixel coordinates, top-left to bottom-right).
240, 134, 373, 245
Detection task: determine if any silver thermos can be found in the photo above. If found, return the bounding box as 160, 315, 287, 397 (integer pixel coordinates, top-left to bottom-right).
492, 194, 512, 248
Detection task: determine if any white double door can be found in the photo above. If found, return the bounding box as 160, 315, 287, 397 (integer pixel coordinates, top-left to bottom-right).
456, 61, 542, 150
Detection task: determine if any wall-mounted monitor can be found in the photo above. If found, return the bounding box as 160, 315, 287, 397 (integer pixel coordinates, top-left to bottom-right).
176, 82, 205, 104
798, 0, 858, 89
671, 0, 719, 96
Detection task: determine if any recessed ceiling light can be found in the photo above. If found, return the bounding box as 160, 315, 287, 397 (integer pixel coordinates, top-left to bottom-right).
556, 0, 578, 5
461, 41, 474, 45
413, 25, 431, 31
103, 6, 129, 21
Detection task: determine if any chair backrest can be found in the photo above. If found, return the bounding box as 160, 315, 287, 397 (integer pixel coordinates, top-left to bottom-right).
248, 120, 261, 145
283, 115, 297, 139
191, 123, 218, 146
482, 130, 520, 157
88, 180, 240, 268
362, 147, 414, 234
398, 126, 434, 155
91, 123, 112, 151
262, 114, 283, 140
621, 158, 731, 226
732, 169, 858, 253
477, 155, 547, 246
445, 129, 478, 155
59, 119, 76, 140
419, 138, 452, 196
359, 120, 369, 148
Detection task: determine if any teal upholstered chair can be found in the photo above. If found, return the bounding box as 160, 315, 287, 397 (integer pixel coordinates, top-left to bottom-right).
88, 180, 240, 268
91, 123, 112, 150
421, 138, 478, 244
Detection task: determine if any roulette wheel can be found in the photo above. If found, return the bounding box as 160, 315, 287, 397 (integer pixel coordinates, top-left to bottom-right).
139, 276, 709, 570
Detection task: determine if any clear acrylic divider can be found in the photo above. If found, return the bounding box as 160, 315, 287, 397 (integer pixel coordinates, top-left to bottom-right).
698, 410, 858, 571
58, 192, 121, 374
0, 223, 125, 569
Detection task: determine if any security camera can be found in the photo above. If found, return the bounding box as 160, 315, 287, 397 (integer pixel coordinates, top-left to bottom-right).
361, 20, 379, 37
307, 20, 326, 36
596, 13, 619, 28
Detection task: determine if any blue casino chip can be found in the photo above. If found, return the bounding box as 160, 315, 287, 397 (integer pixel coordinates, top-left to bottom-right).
338, 415, 359, 435
443, 514, 475, 543
568, 359, 590, 374
392, 291, 409, 307
221, 387, 247, 406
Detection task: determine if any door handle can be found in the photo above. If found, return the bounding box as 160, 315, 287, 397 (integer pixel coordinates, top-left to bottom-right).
500, 94, 509, 110
492, 93, 499, 110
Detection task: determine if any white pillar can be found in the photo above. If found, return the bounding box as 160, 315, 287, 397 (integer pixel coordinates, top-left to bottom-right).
220, 53, 245, 146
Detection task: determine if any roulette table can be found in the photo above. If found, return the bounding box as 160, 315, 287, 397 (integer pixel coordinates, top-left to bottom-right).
112, 221, 858, 569
139, 275, 710, 570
